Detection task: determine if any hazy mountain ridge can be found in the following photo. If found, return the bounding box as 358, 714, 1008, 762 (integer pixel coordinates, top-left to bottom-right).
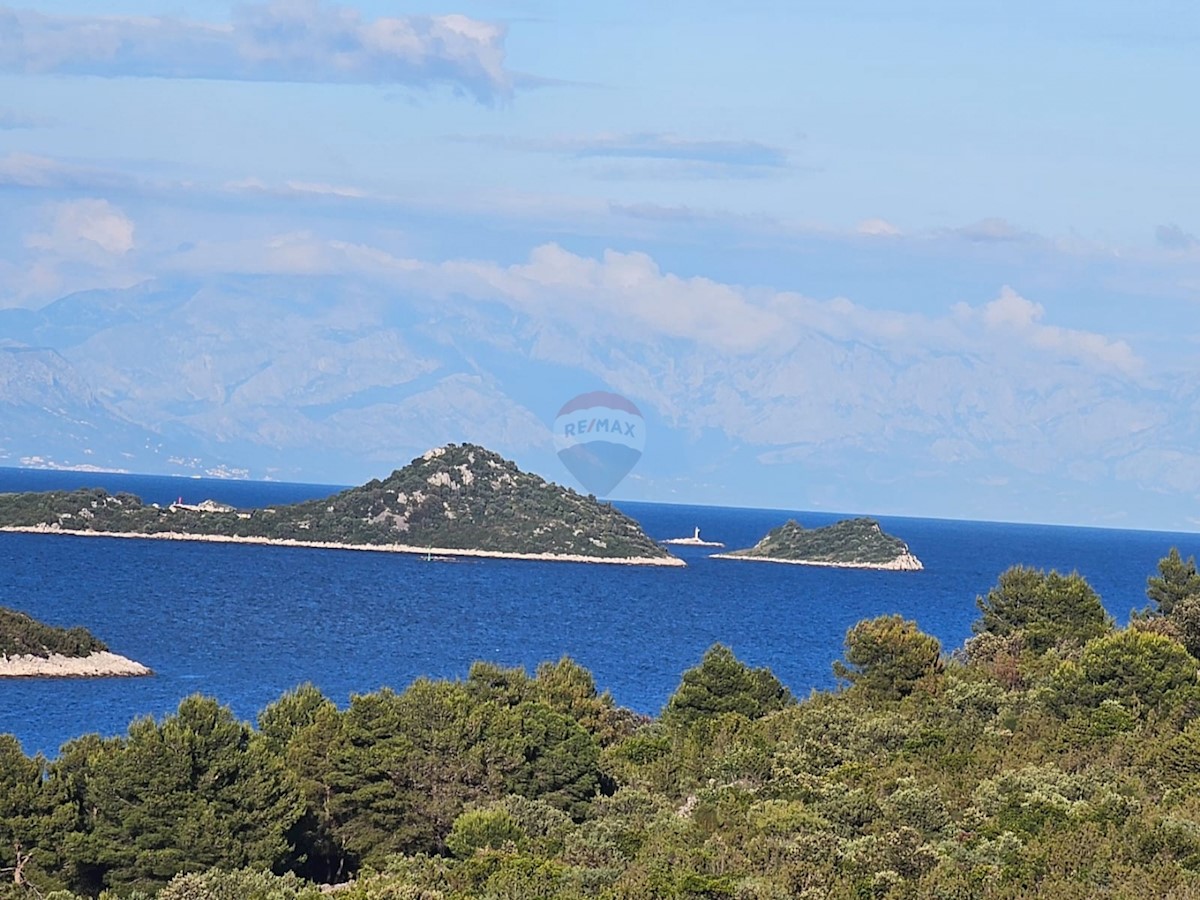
0, 279, 552, 479
2, 276, 1196, 527
0, 346, 170, 472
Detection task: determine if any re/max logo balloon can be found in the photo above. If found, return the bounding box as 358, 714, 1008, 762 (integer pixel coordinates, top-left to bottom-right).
561, 418, 637, 438
553, 391, 645, 496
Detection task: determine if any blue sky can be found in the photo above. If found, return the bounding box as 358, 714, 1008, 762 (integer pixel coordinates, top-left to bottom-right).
2, 1, 1200, 529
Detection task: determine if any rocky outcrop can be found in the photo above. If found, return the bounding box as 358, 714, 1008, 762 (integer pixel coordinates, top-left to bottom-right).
0, 650, 151, 678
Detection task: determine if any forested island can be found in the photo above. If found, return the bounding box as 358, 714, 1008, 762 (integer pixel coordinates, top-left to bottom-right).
0, 607, 149, 678
715, 517, 923, 570
4, 551, 1200, 897
0, 444, 681, 566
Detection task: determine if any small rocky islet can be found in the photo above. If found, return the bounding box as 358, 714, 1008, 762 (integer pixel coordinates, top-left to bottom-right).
713, 517, 923, 570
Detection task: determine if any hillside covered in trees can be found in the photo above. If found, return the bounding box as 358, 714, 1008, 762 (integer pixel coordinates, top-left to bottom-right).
0, 445, 675, 563
5, 550, 1200, 898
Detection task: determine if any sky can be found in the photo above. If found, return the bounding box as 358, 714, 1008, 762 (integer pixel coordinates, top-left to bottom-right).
2, 1, 1200, 530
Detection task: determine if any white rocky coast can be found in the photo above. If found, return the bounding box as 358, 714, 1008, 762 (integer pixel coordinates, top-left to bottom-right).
0, 524, 688, 567
710, 551, 924, 571
0, 650, 151, 678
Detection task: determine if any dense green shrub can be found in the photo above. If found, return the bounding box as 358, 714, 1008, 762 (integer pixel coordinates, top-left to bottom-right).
975, 566, 1112, 653
663, 644, 793, 726
1048, 630, 1200, 715
833, 614, 942, 699
0, 607, 107, 658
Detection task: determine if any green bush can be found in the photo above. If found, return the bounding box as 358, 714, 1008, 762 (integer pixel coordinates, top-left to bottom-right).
1049, 630, 1200, 715
833, 615, 942, 699
0, 607, 107, 658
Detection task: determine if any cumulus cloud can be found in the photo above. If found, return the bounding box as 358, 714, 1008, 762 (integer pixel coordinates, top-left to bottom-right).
27, 199, 136, 258
0, 1, 512, 101
2, 199, 142, 307
960, 285, 1142, 375
453, 243, 793, 352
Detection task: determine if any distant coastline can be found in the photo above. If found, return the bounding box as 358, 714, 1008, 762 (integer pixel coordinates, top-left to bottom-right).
0, 524, 688, 567
0, 650, 151, 678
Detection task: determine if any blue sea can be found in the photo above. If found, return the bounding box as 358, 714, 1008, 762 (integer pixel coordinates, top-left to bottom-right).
2, 467, 1197, 758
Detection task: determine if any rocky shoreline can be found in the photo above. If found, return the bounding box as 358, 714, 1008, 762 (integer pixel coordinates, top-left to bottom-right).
0, 650, 152, 678
710, 551, 924, 571
0, 524, 687, 567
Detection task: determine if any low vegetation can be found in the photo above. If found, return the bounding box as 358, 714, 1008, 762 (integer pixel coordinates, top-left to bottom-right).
0, 607, 107, 659
5, 550, 1200, 898
725, 517, 917, 566
0, 445, 670, 561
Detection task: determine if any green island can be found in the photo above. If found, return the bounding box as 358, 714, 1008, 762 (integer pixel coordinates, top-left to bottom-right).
714, 517, 923, 570
0, 444, 680, 566
0, 607, 150, 677
5, 552, 1200, 898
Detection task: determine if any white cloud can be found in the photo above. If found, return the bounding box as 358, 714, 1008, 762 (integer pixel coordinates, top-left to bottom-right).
0, 1, 512, 101
980, 286, 1043, 329
165, 231, 421, 279
159, 237, 1146, 384
962, 286, 1142, 376
857, 218, 902, 237
27, 199, 136, 257
9, 224, 1187, 515
0, 199, 143, 307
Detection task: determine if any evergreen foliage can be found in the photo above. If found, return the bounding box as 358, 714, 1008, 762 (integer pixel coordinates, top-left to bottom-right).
0, 608, 107, 659
7, 557, 1200, 898
662, 644, 794, 726
833, 614, 943, 699
974, 565, 1112, 652
1147, 547, 1200, 617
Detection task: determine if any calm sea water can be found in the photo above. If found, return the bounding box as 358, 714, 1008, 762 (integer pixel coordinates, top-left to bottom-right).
2, 467, 1197, 757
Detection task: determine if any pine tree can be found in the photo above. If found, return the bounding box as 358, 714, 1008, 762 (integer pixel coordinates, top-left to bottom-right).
1146, 547, 1200, 616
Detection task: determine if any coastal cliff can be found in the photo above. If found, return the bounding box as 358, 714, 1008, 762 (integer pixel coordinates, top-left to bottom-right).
714, 518, 923, 570
0, 607, 150, 677
0, 444, 683, 566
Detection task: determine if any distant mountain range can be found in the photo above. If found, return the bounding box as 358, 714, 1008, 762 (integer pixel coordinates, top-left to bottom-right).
3, 274, 1197, 529
0, 277, 554, 481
